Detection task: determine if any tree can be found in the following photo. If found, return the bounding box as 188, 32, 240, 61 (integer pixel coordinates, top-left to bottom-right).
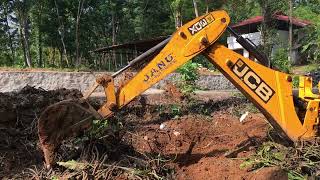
257, 0, 277, 63
294, 0, 320, 63
0, 0, 16, 65
75, 0, 85, 66
54, 0, 69, 67
0, 0, 318, 70
170, 0, 185, 28
14, 0, 33, 67
192, 0, 199, 17
288, 0, 293, 63
30, 0, 45, 67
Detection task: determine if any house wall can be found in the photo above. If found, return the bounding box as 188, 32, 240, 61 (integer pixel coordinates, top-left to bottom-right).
227, 31, 261, 50
227, 30, 299, 64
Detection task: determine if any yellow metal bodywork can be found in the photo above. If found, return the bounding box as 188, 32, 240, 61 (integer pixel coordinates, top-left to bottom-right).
117, 10, 230, 107
96, 75, 117, 118
299, 76, 320, 100
297, 76, 320, 138
204, 45, 319, 140
95, 10, 320, 141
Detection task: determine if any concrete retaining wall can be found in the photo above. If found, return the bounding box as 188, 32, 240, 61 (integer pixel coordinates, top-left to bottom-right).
0, 71, 236, 92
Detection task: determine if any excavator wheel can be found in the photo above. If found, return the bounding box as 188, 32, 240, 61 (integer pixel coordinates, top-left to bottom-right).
38, 99, 96, 168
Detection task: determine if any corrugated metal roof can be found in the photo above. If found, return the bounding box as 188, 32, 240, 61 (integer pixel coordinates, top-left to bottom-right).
92, 36, 169, 53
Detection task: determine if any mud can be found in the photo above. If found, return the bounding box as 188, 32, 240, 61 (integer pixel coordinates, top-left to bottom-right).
0, 86, 286, 179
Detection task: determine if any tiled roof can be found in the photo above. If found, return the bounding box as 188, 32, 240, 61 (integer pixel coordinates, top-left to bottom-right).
232, 14, 311, 28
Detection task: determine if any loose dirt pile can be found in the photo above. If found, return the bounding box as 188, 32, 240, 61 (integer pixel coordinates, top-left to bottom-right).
0, 86, 291, 179
0, 86, 82, 177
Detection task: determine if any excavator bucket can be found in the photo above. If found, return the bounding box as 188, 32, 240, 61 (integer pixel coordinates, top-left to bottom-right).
38, 99, 101, 167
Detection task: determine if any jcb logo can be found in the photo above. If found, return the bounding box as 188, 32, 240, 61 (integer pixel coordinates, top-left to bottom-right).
188, 14, 214, 36
232, 59, 275, 103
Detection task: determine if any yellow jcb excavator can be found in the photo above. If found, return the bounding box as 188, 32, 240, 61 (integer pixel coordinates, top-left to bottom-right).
38, 10, 320, 167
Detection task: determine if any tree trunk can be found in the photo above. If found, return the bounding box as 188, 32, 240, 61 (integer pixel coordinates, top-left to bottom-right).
205, 0, 209, 14
288, 0, 293, 64
75, 0, 85, 67
38, 29, 43, 67
4, 3, 15, 65
192, 0, 199, 17
54, 0, 69, 67
52, 48, 56, 67
112, 12, 116, 70
59, 48, 63, 68
260, 0, 274, 65
19, 28, 28, 67
174, 9, 182, 28
18, 10, 32, 68
170, 0, 184, 29
37, 2, 43, 67
23, 21, 32, 67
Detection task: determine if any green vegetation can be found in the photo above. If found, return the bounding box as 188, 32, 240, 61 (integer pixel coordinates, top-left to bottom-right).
292, 64, 319, 74
294, 1, 320, 64
176, 61, 200, 94
272, 47, 291, 72
292, 75, 300, 88
170, 104, 183, 118
1, 0, 319, 71
301, 64, 319, 72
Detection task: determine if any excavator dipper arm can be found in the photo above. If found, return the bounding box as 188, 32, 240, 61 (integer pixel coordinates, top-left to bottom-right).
203, 44, 319, 141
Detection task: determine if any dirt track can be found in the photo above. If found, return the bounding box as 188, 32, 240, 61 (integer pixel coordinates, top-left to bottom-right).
0, 86, 288, 179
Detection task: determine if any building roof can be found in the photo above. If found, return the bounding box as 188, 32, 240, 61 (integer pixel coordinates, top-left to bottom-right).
231, 12, 311, 34
92, 36, 169, 53
232, 15, 311, 28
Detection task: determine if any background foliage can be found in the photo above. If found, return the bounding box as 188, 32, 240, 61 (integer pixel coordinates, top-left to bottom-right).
0, 0, 319, 70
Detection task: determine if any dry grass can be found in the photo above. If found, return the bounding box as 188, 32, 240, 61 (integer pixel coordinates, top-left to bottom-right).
22, 135, 175, 180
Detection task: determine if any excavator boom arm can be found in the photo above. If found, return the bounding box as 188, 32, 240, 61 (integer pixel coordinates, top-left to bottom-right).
117, 10, 230, 108
97, 10, 230, 116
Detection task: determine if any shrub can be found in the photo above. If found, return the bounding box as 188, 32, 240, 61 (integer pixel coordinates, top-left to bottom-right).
272, 47, 291, 72
176, 61, 200, 94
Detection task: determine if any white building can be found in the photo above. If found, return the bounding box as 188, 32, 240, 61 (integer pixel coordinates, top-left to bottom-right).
227, 12, 311, 64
